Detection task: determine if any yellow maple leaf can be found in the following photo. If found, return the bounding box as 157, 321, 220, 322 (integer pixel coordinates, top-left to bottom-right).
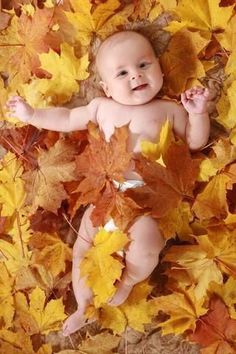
158, 201, 193, 241
216, 14, 236, 52
209, 277, 236, 319
155, 288, 207, 335
23, 139, 78, 213
15, 286, 67, 335
78, 332, 121, 354
216, 80, 236, 130
0, 239, 32, 274
30, 232, 72, 277
141, 119, 174, 165
0, 328, 52, 353
65, 0, 134, 46
198, 139, 236, 182
0, 152, 26, 216
97, 281, 156, 333
0, 264, 14, 328
160, 29, 206, 95
165, 227, 236, 299
119, 281, 157, 332
149, 0, 177, 22
80, 228, 129, 307
193, 174, 230, 220
39, 43, 90, 104
171, 0, 234, 33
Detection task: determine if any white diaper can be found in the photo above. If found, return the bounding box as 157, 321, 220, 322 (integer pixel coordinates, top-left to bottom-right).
103, 179, 144, 232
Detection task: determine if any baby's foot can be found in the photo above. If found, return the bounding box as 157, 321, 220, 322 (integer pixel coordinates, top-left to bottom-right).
62, 308, 95, 336
108, 282, 133, 306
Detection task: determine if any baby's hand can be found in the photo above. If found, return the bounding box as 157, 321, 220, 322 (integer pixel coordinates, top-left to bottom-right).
181, 87, 210, 115
6, 96, 34, 122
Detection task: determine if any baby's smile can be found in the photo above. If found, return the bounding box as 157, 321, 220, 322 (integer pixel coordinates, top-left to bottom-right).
132, 83, 148, 91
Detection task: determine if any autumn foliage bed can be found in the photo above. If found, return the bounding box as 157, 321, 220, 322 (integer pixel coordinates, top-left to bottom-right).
0, 0, 236, 353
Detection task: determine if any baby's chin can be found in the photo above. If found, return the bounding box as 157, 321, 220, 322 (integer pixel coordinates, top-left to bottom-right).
112, 94, 157, 106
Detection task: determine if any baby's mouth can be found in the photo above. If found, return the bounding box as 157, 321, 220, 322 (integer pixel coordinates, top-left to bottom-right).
132, 84, 148, 91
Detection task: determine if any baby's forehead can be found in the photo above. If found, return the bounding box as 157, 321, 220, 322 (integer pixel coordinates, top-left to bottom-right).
96, 31, 153, 73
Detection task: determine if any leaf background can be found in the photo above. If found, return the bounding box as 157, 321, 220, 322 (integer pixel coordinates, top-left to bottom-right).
1, 0, 236, 353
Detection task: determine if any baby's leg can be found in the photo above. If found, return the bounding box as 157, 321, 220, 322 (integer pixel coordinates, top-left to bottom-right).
109, 216, 164, 306
62, 205, 98, 336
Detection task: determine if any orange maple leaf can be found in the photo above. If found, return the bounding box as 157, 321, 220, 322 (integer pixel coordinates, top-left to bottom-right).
127, 141, 200, 218
74, 125, 132, 225
190, 296, 236, 353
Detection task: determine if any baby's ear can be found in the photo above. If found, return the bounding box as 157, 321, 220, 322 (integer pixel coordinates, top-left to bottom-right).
99, 81, 111, 97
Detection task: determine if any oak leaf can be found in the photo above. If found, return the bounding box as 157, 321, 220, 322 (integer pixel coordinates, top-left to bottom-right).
190, 297, 236, 354
23, 139, 78, 213
15, 286, 67, 335
127, 141, 199, 218
80, 228, 129, 307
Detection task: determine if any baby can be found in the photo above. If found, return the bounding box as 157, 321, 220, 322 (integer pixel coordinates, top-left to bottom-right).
6, 31, 210, 336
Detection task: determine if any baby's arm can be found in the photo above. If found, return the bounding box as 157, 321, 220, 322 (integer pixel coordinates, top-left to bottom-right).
172, 87, 210, 150
6, 96, 102, 132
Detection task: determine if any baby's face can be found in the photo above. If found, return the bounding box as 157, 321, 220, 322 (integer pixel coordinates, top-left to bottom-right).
98, 34, 163, 105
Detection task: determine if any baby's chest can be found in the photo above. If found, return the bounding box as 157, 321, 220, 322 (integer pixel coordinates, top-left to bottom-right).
98, 103, 170, 144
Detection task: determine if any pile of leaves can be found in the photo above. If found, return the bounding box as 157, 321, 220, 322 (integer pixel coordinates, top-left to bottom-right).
1, 0, 236, 353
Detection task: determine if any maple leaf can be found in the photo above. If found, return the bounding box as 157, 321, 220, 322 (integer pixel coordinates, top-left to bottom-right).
164, 227, 236, 299
0, 239, 32, 274
148, 0, 177, 22
141, 119, 174, 164
189, 296, 236, 353
0, 11, 11, 31
209, 277, 236, 319
0, 264, 14, 328
78, 332, 121, 354
65, 0, 134, 46
15, 286, 67, 335
23, 139, 78, 213
160, 29, 206, 95
216, 80, 236, 130
29, 232, 72, 277
155, 287, 207, 335
0, 327, 53, 353
74, 125, 132, 225
127, 141, 199, 218
0, 151, 26, 216
80, 228, 129, 307
158, 201, 194, 240
99, 281, 156, 334
0, 8, 61, 85
198, 138, 236, 182
39, 44, 90, 104
171, 0, 234, 33
192, 174, 231, 220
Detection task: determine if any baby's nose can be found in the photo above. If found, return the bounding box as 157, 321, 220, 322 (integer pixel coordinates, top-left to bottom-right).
131, 73, 143, 80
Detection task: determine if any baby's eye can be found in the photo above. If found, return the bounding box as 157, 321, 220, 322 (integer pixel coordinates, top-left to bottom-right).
117, 70, 128, 77
140, 62, 150, 68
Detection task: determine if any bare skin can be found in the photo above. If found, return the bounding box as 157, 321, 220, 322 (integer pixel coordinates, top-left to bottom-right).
6, 31, 211, 336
